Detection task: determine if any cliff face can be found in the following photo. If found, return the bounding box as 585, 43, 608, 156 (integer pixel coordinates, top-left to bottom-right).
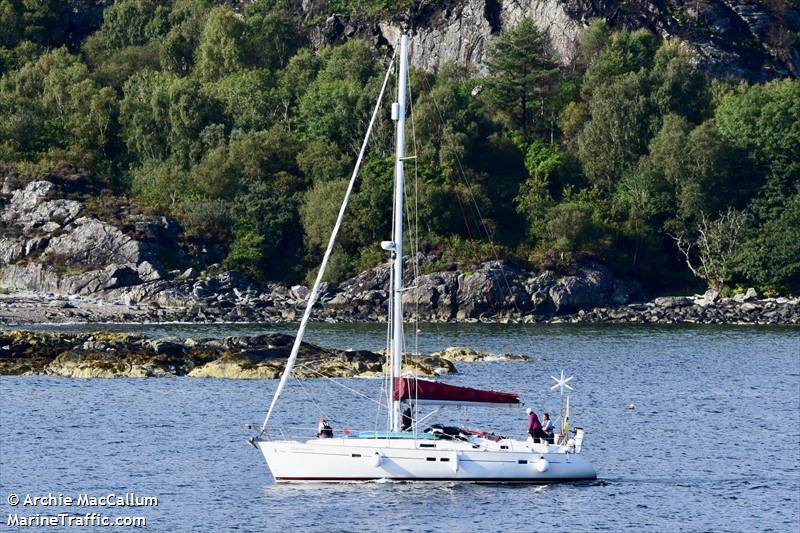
0, 166, 212, 296
66, 1, 798, 80
301, 0, 799, 81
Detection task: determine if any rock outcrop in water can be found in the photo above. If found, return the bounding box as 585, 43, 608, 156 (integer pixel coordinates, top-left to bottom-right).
431, 347, 528, 362
0, 330, 462, 378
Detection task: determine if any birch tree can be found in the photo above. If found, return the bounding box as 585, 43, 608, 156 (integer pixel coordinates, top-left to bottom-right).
672, 208, 747, 291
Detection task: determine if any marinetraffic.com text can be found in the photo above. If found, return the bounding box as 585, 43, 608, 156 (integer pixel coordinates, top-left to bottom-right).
6, 492, 156, 528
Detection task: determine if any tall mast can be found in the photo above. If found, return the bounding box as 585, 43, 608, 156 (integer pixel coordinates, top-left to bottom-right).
389, 34, 409, 433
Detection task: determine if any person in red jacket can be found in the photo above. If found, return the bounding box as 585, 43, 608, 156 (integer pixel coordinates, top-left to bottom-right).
527, 408, 549, 443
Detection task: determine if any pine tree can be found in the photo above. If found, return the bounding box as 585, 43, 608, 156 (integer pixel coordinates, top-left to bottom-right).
485, 18, 559, 141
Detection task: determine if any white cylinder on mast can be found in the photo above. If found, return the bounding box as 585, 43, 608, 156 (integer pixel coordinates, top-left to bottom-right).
389, 34, 409, 433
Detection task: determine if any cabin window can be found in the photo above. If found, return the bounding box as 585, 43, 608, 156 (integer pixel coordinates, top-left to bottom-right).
500, 445, 509, 450
419, 443, 436, 448
518, 460, 527, 464
440, 458, 450, 462
426, 457, 436, 462
351, 453, 361, 458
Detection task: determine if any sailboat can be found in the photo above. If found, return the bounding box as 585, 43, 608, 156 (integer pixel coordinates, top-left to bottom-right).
250, 34, 597, 483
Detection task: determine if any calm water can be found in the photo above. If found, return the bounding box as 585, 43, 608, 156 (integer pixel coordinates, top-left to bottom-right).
1, 323, 798, 532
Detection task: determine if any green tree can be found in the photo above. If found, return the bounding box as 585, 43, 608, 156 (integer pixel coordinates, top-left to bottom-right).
544, 200, 609, 258
738, 191, 800, 294
6, 0, 71, 48
0, 0, 21, 49
131, 158, 192, 209
120, 70, 172, 161
581, 28, 658, 97
301, 178, 348, 250
95, 0, 170, 50
412, 63, 521, 242
121, 71, 221, 164
204, 68, 278, 131
195, 6, 246, 82
85, 41, 162, 90
297, 141, 351, 183
579, 19, 610, 65
715, 80, 800, 293
578, 72, 651, 193
160, 0, 211, 74
485, 17, 558, 140
275, 48, 320, 132
243, 0, 302, 70
223, 225, 266, 283
0, 48, 117, 162
515, 140, 567, 240
649, 40, 709, 123
296, 40, 383, 155
192, 143, 239, 199
715, 79, 800, 220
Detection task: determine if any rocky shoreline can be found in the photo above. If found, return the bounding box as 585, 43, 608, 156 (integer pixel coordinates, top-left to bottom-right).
1, 286, 797, 326
0, 330, 528, 379
1, 167, 798, 328
548, 292, 800, 326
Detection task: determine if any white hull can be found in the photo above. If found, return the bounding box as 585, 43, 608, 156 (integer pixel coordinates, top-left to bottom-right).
256, 437, 596, 483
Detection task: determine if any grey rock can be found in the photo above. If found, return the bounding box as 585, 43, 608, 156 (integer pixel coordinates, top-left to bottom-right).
654, 296, 694, 308
0, 238, 24, 265
146, 337, 185, 356
1, 181, 81, 231
455, 262, 517, 319
40, 222, 61, 233
24, 237, 49, 256
0, 261, 143, 295
697, 289, 720, 306
63, 264, 142, 294
549, 262, 614, 314
529, 288, 554, 315
734, 287, 759, 303
610, 281, 632, 306
290, 285, 310, 301
44, 217, 155, 267
375, 0, 582, 74
0, 263, 60, 293
136, 261, 162, 282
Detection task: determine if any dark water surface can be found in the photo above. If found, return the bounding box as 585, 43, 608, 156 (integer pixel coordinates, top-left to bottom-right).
1, 323, 798, 532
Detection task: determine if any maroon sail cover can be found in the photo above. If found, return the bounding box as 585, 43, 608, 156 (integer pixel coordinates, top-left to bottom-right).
393, 377, 520, 405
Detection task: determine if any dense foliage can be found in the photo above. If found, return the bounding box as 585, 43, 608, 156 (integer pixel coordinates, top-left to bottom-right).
0, 1, 797, 294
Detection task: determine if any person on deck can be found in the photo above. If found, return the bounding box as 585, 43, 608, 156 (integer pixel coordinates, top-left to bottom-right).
401, 404, 413, 432
542, 412, 555, 444
317, 417, 333, 438
527, 408, 549, 443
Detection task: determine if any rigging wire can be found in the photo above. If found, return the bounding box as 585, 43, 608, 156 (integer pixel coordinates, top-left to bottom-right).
418, 75, 521, 317
258, 49, 397, 436
405, 62, 422, 425
294, 363, 386, 408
